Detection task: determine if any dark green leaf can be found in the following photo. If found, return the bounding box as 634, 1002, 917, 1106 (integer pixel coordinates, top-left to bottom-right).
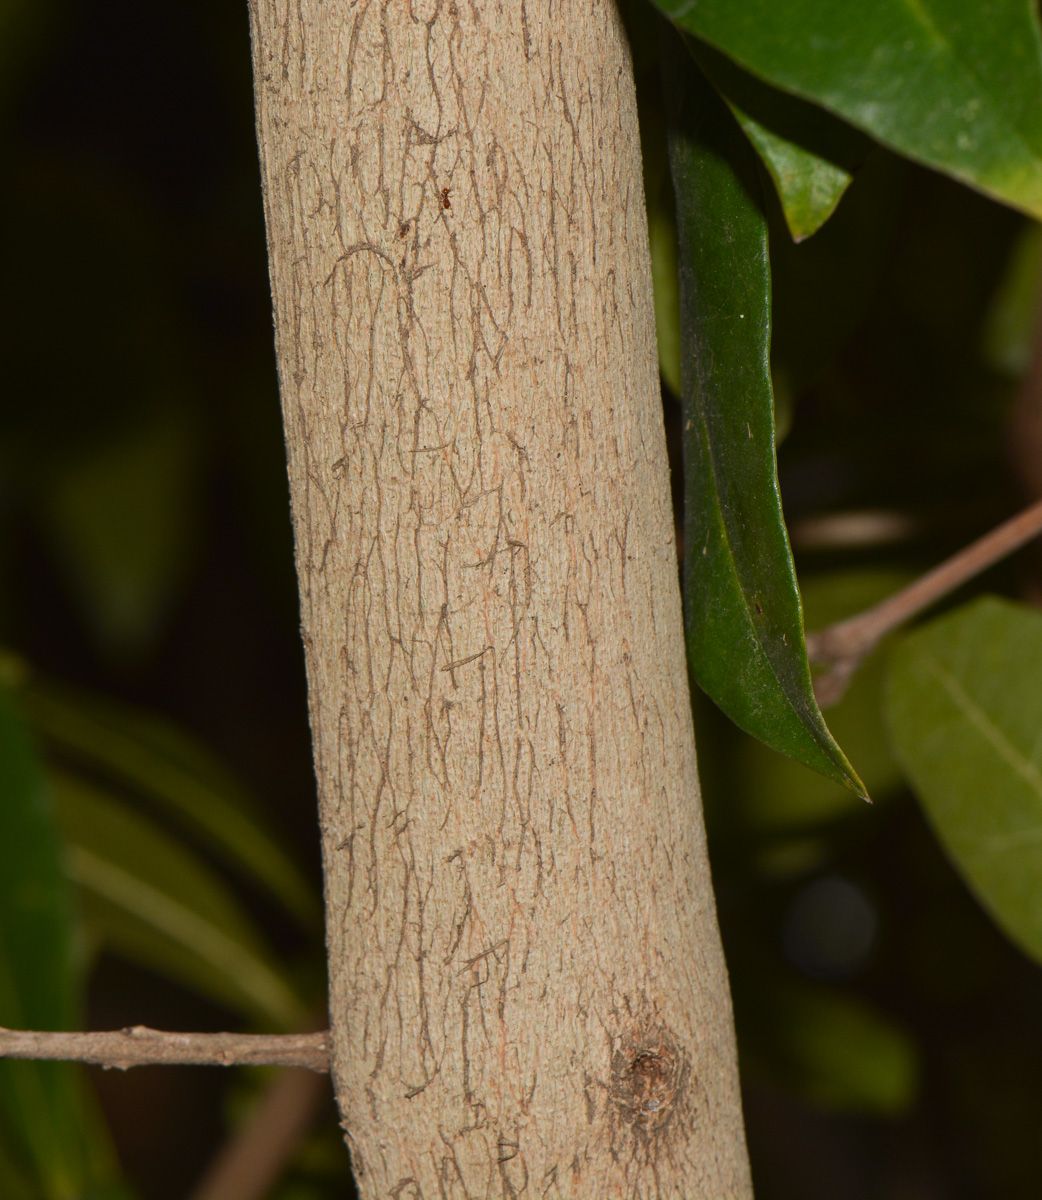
0, 689, 72, 1032
656, 0, 1042, 218
24, 679, 320, 930
51, 770, 309, 1029
690, 40, 873, 241
0, 685, 121, 1196
886, 596, 1042, 965
663, 33, 865, 796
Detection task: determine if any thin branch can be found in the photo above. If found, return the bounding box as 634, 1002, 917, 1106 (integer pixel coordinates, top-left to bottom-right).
0, 1026, 330, 1073
806, 497, 1042, 708
188, 1066, 329, 1200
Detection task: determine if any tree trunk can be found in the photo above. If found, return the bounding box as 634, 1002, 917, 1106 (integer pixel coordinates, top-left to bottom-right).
248, 2, 752, 1195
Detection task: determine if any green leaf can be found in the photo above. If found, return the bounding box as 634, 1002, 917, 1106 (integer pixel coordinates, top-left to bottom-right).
885, 596, 1042, 966
39, 404, 203, 660
754, 982, 918, 1115
737, 116, 850, 242
0, 690, 73, 1033
739, 571, 911, 834
23, 679, 320, 931
51, 770, 308, 1029
655, 0, 1042, 219
980, 220, 1042, 376
690, 40, 873, 241
663, 32, 865, 797
0, 685, 121, 1197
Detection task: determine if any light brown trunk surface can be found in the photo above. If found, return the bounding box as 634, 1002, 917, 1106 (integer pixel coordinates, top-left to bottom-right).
249, 2, 752, 1195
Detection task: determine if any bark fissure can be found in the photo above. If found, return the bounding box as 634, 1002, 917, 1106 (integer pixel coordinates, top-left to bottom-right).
250, 1, 751, 1195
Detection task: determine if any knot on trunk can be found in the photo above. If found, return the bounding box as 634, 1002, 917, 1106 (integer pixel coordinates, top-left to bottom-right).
609, 1024, 687, 1136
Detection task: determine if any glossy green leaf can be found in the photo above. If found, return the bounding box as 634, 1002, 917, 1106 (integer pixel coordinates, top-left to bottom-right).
0, 686, 121, 1197
663, 33, 865, 796
24, 679, 320, 930
886, 597, 1042, 966
691, 40, 872, 241
656, 0, 1042, 219
51, 770, 308, 1029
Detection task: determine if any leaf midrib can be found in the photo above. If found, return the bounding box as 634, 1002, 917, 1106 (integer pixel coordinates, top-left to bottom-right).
917, 648, 1042, 805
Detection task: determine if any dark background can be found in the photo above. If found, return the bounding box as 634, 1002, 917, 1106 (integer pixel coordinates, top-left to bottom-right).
3, 2, 1042, 1197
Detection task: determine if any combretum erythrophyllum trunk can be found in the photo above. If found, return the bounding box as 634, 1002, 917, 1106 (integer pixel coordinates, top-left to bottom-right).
249, 2, 753, 1195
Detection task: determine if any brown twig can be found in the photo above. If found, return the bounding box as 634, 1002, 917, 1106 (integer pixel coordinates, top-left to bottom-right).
806, 497, 1042, 708
0, 1026, 330, 1072
188, 1066, 330, 1200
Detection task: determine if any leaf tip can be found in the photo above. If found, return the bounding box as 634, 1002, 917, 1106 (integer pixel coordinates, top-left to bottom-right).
826, 743, 870, 804
844, 763, 871, 804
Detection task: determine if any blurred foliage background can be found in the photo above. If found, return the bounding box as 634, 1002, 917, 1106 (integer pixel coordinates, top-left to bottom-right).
3, 1, 1042, 1198
1, 1, 346, 1196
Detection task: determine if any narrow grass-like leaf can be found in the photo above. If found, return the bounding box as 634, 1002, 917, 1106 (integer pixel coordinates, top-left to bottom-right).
25, 679, 320, 930
0, 686, 122, 1197
886, 597, 1042, 965
51, 770, 308, 1029
655, 0, 1042, 219
663, 32, 864, 796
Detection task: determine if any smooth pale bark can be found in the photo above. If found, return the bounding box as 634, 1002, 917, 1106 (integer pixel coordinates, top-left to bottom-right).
249, 2, 752, 1195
